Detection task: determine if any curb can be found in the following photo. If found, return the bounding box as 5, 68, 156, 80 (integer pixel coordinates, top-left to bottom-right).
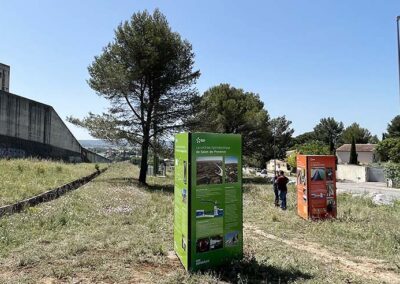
0, 167, 108, 218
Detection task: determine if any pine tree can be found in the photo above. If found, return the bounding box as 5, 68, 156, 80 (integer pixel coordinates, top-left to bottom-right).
67, 9, 200, 184
349, 136, 358, 165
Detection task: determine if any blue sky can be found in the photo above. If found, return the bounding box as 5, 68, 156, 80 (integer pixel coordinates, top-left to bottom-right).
1, 0, 399, 139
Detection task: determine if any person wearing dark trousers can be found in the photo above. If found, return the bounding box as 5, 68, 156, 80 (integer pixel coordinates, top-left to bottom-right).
276, 170, 289, 210
272, 172, 279, 207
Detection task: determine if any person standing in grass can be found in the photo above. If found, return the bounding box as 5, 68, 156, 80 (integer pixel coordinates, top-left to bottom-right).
276, 170, 289, 210
272, 171, 279, 207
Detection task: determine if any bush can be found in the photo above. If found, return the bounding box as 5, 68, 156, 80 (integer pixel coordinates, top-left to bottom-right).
296, 141, 330, 155
17, 165, 24, 173
376, 138, 400, 162
287, 152, 297, 172
287, 142, 331, 171
36, 166, 45, 175
384, 163, 400, 188
130, 156, 141, 165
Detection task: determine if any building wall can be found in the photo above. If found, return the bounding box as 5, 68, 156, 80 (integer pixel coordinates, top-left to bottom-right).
336, 164, 385, 182
0, 91, 81, 153
0, 90, 109, 163
82, 148, 111, 163
266, 160, 290, 173
336, 164, 368, 182
0, 64, 10, 92
337, 151, 375, 165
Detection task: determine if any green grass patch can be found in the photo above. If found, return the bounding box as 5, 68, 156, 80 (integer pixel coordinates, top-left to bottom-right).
0, 159, 106, 206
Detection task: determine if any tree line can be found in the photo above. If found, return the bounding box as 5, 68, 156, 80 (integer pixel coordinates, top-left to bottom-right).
67, 9, 400, 183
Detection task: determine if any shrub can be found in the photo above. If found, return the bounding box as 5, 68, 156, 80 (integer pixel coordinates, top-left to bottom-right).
287, 142, 331, 171
296, 141, 330, 155
17, 165, 24, 173
36, 166, 45, 175
384, 163, 400, 188
287, 151, 297, 171
376, 138, 400, 162
130, 156, 141, 165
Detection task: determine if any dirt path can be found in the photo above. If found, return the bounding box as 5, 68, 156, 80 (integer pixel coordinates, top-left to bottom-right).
245, 223, 400, 284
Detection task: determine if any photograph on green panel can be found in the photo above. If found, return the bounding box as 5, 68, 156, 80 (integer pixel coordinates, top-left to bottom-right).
225, 156, 239, 183
225, 231, 239, 247
196, 237, 210, 253
182, 235, 187, 251
209, 235, 223, 250
183, 161, 187, 184
196, 156, 223, 185
311, 168, 325, 181
196, 200, 223, 218
182, 188, 187, 203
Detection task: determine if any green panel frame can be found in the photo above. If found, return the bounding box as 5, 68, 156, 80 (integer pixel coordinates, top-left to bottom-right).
174, 132, 243, 271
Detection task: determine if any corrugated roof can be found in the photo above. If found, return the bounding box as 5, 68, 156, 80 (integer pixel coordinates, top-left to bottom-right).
336, 144, 377, 152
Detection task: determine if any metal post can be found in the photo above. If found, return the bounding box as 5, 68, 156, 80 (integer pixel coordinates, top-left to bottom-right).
273, 127, 276, 173
397, 16, 400, 106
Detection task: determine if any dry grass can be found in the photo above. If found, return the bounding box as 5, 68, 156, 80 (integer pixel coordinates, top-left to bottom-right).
0, 162, 399, 283
0, 159, 107, 206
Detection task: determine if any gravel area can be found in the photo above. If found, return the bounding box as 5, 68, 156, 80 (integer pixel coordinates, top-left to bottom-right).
337, 182, 400, 205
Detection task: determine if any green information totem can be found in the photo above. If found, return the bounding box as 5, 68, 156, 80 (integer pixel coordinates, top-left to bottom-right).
174, 132, 243, 271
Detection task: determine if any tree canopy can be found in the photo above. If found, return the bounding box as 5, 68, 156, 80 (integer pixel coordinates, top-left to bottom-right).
341, 123, 372, 144
270, 116, 294, 160
68, 9, 200, 183
376, 138, 400, 163
349, 136, 358, 165
191, 84, 272, 165
369, 135, 380, 144
387, 115, 400, 138
286, 141, 330, 170
313, 117, 344, 153
292, 131, 316, 146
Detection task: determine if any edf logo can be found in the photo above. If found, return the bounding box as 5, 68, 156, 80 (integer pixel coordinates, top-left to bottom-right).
196, 137, 205, 144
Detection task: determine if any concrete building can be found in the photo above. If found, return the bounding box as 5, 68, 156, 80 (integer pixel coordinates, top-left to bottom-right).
336, 144, 378, 165
0, 63, 10, 92
0, 90, 109, 162
266, 159, 290, 173
0, 63, 109, 162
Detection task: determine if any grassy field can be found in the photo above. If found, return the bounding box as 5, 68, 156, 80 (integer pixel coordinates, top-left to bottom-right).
0, 162, 399, 283
0, 159, 106, 207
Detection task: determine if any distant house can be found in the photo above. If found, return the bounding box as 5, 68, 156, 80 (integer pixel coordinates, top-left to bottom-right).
336, 144, 378, 165
285, 150, 296, 158
266, 159, 290, 173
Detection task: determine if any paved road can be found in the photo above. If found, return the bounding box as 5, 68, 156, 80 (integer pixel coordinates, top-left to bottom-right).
337, 182, 400, 205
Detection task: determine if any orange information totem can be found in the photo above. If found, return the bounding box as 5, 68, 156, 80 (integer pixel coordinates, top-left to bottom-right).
297, 155, 337, 220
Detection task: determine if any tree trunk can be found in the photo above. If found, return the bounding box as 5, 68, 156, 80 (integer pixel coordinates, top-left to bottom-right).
153, 124, 158, 176
139, 134, 150, 184
329, 140, 335, 154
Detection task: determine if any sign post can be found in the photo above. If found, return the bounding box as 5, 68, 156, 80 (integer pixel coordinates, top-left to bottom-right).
297, 155, 337, 220
174, 132, 243, 271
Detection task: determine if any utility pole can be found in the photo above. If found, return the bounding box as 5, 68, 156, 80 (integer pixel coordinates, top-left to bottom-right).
273, 126, 276, 174
397, 16, 400, 106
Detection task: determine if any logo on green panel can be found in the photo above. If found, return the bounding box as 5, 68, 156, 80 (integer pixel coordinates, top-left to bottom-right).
196, 137, 206, 144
